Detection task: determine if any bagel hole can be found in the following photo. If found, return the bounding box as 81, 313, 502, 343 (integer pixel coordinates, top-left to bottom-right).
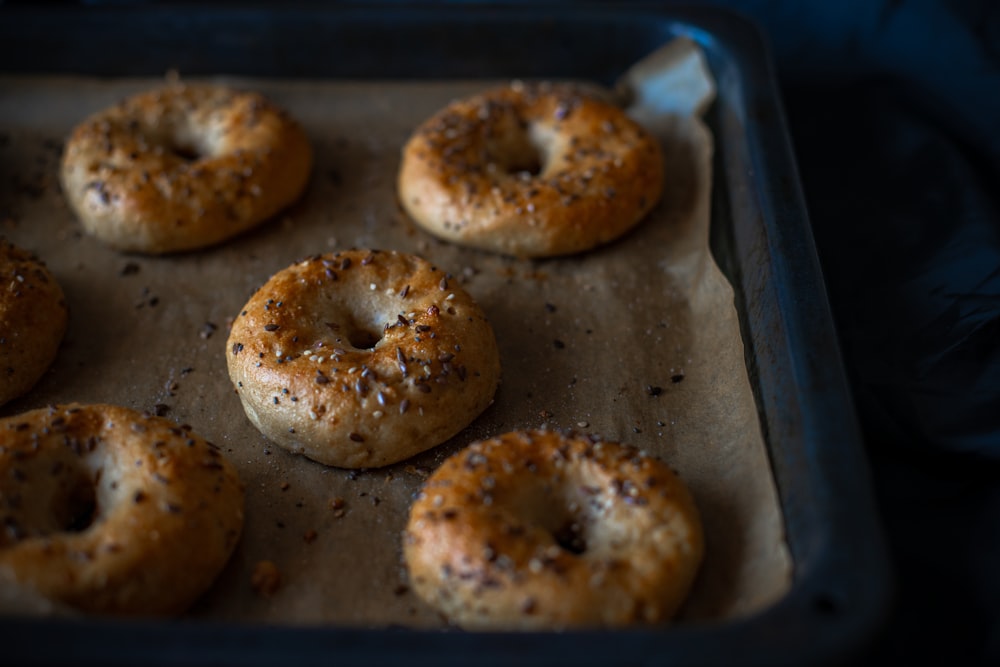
54, 473, 98, 534
0, 465, 98, 544
505, 150, 542, 177
515, 483, 590, 556
346, 323, 383, 351
170, 143, 203, 162
552, 521, 588, 555
0, 470, 97, 547
492, 120, 547, 178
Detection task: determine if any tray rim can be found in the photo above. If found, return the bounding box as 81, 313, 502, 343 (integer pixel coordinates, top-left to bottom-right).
0, 2, 892, 665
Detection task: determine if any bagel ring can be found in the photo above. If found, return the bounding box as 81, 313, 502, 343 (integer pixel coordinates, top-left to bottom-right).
397, 82, 664, 258
0, 238, 68, 407
59, 83, 312, 254
403, 429, 704, 629
226, 249, 502, 468
0, 403, 245, 615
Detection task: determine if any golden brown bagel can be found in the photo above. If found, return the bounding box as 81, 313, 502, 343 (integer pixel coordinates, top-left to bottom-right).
60, 83, 312, 254
226, 249, 501, 468
403, 429, 704, 629
0, 239, 68, 406
0, 403, 245, 615
397, 82, 664, 258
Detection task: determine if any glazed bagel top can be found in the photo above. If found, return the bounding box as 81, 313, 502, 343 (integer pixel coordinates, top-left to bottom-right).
403, 429, 704, 630
226, 249, 502, 469
0, 403, 244, 615
59, 83, 313, 254
0, 239, 68, 407
397, 82, 665, 258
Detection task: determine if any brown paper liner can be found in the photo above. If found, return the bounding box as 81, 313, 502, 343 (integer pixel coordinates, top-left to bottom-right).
0, 38, 789, 625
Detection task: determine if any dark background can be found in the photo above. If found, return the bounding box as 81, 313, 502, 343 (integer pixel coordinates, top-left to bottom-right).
716, 1, 1000, 663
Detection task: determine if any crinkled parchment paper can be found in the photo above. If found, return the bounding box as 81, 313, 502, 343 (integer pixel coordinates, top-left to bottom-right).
0, 37, 790, 626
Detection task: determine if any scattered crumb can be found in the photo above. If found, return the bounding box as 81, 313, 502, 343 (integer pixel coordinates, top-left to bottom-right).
303, 529, 318, 544
120, 262, 140, 276
134, 287, 159, 309
330, 497, 347, 518
403, 465, 430, 479
251, 560, 281, 597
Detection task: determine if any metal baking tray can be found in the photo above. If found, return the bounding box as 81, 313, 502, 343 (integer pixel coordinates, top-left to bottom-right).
0, 2, 891, 665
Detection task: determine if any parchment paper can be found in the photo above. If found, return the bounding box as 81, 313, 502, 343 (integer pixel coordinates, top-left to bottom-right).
0, 38, 790, 626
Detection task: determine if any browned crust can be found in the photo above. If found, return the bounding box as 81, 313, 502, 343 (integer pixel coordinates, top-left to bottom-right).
0, 403, 245, 615
59, 83, 313, 254
397, 82, 665, 258
403, 429, 704, 629
225, 249, 502, 468
0, 239, 68, 406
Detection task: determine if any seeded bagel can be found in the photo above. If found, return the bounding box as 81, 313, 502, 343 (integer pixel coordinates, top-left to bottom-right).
0, 238, 67, 406
404, 429, 704, 629
60, 83, 312, 254
226, 249, 502, 468
0, 403, 245, 615
398, 82, 664, 258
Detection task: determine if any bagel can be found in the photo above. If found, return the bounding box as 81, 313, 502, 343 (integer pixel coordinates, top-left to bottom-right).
403, 429, 704, 629
0, 403, 244, 615
59, 83, 312, 254
0, 239, 68, 407
226, 249, 501, 468
397, 82, 664, 258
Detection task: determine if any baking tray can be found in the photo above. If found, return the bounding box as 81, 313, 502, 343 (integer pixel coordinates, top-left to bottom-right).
0, 2, 891, 665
